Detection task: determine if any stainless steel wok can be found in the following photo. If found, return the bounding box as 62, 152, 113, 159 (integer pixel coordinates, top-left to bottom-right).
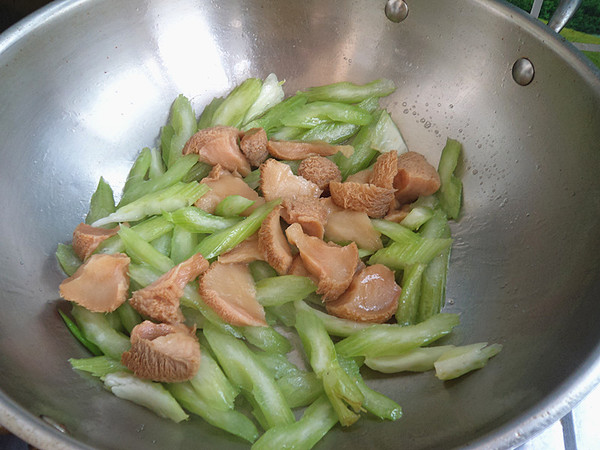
0, 0, 599, 448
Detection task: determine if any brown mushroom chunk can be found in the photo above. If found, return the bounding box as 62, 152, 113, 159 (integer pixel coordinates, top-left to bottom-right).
267, 140, 353, 160
259, 159, 322, 202
121, 321, 200, 382
370, 151, 398, 190
195, 164, 264, 215
258, 206, 293, 275
329, 181, 395, 218
59, 253, 130, 313
281, 197, 328, 239
199, 262, 267, 327
285, 223, 358, 302
297, 156, 342, 193
218, 234, 265, 264
394, 151, 441, 205
384, 203, 412, 223
287, 255, 319, 285
182, 126, 251, 176
326, 264, 401, 323
346, 168, 373, 184
130, 253, 209, 323
324, 210, 383, 252
240, 127, 269, 167
72, 223, 120, 261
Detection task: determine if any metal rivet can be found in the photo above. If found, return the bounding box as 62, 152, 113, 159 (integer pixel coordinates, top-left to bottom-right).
512, 58, 535, 86
41, 415, 68, 434
385, 0, 409, 23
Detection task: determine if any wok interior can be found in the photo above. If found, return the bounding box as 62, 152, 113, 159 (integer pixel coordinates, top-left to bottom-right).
0, 0, 599, 448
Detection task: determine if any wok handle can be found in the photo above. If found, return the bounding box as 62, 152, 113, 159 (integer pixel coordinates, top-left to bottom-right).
547, 0, 582, 33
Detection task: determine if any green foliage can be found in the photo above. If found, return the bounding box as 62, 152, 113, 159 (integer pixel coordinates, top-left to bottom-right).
506, 0, 600, 35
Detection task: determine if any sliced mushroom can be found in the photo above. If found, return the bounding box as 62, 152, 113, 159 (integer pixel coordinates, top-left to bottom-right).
297, 156, 342, 193
287, 255, 319, 285
267, 140, 353, 160
240, 127, 269, 167
121, 320, 201, 382
346, 167, 373, 184
182, 126, 251, 176
259, 159, 322, 202
285, 223, 358, 302
59, 253, 130, 313
72, 223, 120, 261
326, 264, 401, 323
394, 151, 441, 205
199, 262, 267, 327
324, 209, 383, 251
258, 205, 293, 275
130, 253, 209, 324
281, 197, 328, 239
218, 233, 265, 264
329, 181, 395, 218
369, 151, 398, 190
384, 203, 412, 223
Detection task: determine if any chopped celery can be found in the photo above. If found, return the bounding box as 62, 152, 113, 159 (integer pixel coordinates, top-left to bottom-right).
197, 96, 225, 130
115, 302, 142, 334
243, 168, 261, 190
335, 313, 460, 358
277, 372, 324, 408
96, 216, 174, 255
188, 346, 239, 410
69, 355, 127, 377
335, 110, 382, 178
118, 225, 174, 273
365, 346, 456, 373
148, 147, 165, 179
150, 232, 172, 257
71, 305, 130, 360
58, 309, 102, 355
400, 206, 434, 231
302, 78, 396, 103
182, 161, 213, 183
243, 73, 285, 125
121, 147, 152, 200
85, 177, 116, 226
91, 182, 209, 227
437, 138, 463, 220
211, 78, 263, 128
252, 352, 302, 380
434, 342, 503, 380
170, 225, 199, 265
162, 94, 197, 168
295, 300, 372, 337
396, 264, 426, 326
269, 126, 304, 141
241, 325, 292, 354
56, 244, 82, 277
104, 372, 188, 423
255, 275, 317, 307
214, 195, 255, 217
163, 206, 242, 233
298, 122, 359, 144
249, 260, 277, 282
370, 110, 407, 154
280, 101, 372, 128
242, 94, 307, 134
265, 303, 297, 327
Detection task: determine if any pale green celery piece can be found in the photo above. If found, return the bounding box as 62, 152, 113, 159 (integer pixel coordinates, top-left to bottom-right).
252, 352, 302, 380
163, 94, 197, 168
170, 226, 199, 265
243, 73, 285, 125
356, 96, 381, 114
118, 154, 199, 207
298, 121, 359, 144
251, 395, 338, 450
121, 147, 152, 200
116, 302, 142, 334
364, 346, 456, 373
91, 182, 209, 227
277, 372, 324, 409
371, 219, 421, 243
242, 94, 307, 134
163, 206, 242, 234
215, 195, 255, 217
269, 126, 304, 141
434, 342, 503, 380
96, 216, 174, 255
168, 382, 258, 442
69, 356, 127, 378
294, 305, 364, 427
71, 305, 130, 360
400, 206, 434, 231
265, 303, 296, 327
150, 231, 172, 257
118, 225, 174, 273
242, 326, 292, 354
370, 110, 407, 155
396, 264, 426, 326
181, 306, 206, 329
294, 300, 371, 337
148, 147, 165, 179
436, 138, 463, 220
105, 311, 125, 333
412, 194, 440, 211
302, 78, 396, 103
203, 322, 295, 429
194, 199, 280, 260
104, 372, 188, 423
211, 78, 263, 128
334, 313, 460, 358
58, 310, 102, 355
243, 168, 261, 190
279, 159, 301, 174
188, 346, 239, 410
159, 124, 174, 166
249, 260, 277, 282
197, 96, 224, 130
418, 207, 448, 238
280, 101, 372, 129
358, 248, 376, 259
85, 177, 116, 226
255, 275, 317, 307
336, 110, 382, 179
182, 161, 213, 183
56, 244, 82, 276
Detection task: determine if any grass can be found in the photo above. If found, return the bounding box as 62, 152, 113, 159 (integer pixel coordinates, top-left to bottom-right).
539, 19, 600, 69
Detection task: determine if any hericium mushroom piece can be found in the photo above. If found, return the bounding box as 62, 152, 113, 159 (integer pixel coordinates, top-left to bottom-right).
121, 320, 201, 382
259, 158, 322, 202
297, 156, 342, 193
239, 127, 269, 167
130, 253, 209, 324
329, 181, 395, 218
59, 253, 130, 313
72, 223, 120, 261
393, 151, 441, 205
258, 205, 293, 274
267, 140, 353, 160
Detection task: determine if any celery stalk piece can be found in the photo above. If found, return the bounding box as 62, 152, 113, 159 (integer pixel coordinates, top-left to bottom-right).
437, 138, 463, 220
294, 300, 372, 337
168, 382, 258, 442
251, 395, 338, 450
434, 342, 503, 380
265, 303, 296, 327
280, 101, 372, 128
368, 238, 452, 270
188, 345, 239, 410
335, 313, 460, 358
160, 124, 174, 165
255, 275, 317, 307
105, 311, 125, 332
71, 305, 131, 360
249, 260, 277, 282
242, 94, 307, 134
243, 73, 285, 125
118, 154, 199, 207
104, 372, 188, 423
294, 304, 364, 426
197, 96, 225, 130
96, 216, 174, 255
298, 122, 359, 144
91, 182, 209, 227
163, 206, 242, 233
69, 355, 127, 377
396, 264, 426, 326
170, 225, 199, 265
211, 78, 263, 128
335, 110, 382, 179
252, 352, 302, 380
364, 346, 456, 373
269, 126, 305, 141
59, 309, 102, 355
116, 302, 142, 334
118, 225, 175, 273
162, 94, 198, 168
194, 199, 280, 260
148, 147, 165, 179
150, 232, 172, 257
370, 110, 407, 155
203, 322, 295, 429
182, 161, 213, 183
241, 325, 292, 354
400, 206, 434, 231
121, 147, 152, 200
338, 356, 402, 421
243, 168, 261, 190
302, 78, 396, 103
214, 195, 255, 217
277, 372, 324, 408
56, 244, 82, 276
85, 177, 116, 226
